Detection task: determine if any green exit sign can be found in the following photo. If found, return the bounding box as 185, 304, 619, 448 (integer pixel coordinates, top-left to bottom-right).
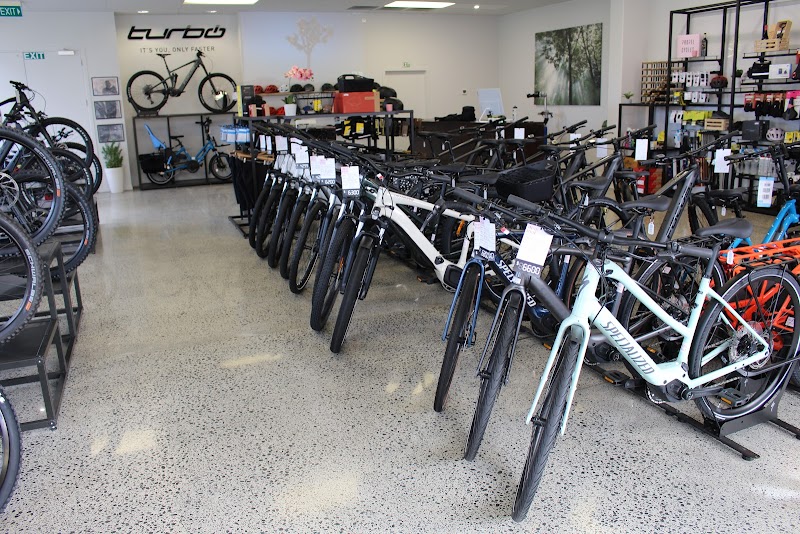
0, 5, 22, 17
23, 52, 44, 60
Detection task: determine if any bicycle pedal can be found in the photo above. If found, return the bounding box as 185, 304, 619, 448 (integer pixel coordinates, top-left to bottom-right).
719, 388, 748, 408
601, 370, 629, 386
624, 378, 645, 390
416, 274, 438, 285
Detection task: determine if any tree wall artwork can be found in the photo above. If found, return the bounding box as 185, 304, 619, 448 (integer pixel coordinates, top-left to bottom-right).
535, 23, 602, 106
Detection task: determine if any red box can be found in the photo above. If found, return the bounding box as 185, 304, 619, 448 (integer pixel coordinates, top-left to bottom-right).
333, 92, 378, 113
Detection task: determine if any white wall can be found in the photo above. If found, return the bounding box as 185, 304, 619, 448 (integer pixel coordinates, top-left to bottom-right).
238, 11, 499, 120
498, 0, 612, 133
115, 14, 243, 185
0, 11, 125, 191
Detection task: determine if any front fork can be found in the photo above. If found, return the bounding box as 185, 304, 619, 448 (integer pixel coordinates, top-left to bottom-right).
476, 283, 527, 385
442, 257, 485, 346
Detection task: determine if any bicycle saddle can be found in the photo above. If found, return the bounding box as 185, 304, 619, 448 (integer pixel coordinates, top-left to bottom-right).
620, 194, 671, 213
170, 135, 185, 140
157, 53, 171, 58
706, 187, 747, 201
569, 176, 607, 191
432, 162, 468, 174
693, 217, 753, 240
457, 172, 500, 186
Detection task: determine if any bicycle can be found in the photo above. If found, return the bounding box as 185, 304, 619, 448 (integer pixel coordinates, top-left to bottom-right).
502, 194, 799, 522
126, 50, 237, 114
142, 118, 231, 185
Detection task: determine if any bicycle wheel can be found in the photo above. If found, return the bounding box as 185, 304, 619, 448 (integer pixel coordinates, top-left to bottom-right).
31, 117, 94, 168
689, 266, 800, 422
0, 386, 21, 512
267, 189, 299, 269
254, 182, 282, 259
145, 168, 176, 186
0, 126, 66, 246
209, 153, 232, 182
51, 182, 97, 276
127, 70, 169, 112
435, 263, 482, 412
464, 291, 523, 461
512, 335, 581, 522
248, 176, 274, 249
0, 214, 43, 343
279, 194, 310, 279
310, 218, 355, 332
198, 73, 237, 113
688, 194, 719, 236
51, 148, 92, 199
65, 142, 102, 194
330, 236, 374, 354
289, 199, 326, 294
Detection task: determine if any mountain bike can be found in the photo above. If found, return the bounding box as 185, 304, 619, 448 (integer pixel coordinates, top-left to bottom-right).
0, 386, 21, 513
503, 195, 799, 522
142, 118, 231, 185
126, 51, 237, 114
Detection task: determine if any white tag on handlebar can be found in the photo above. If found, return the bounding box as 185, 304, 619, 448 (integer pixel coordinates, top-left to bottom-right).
291, 140, 309, 165
721, 206, 726, 216
634, 138, 648, 161
595, 139, 608, 158
309, 155, 323, 182
726, 249, 734, 265
569, 132, 581, 148
474, 217, 496, 257
275, 135, 288, 152
647, 218, 655, 235
341, 166, 361, 198
514, 128, 525, 140
713, 149, 731, 173
514, 224, 554, 279
757, 176, 774, 208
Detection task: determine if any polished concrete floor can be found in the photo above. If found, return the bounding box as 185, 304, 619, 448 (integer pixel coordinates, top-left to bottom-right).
3, 185, 800, 532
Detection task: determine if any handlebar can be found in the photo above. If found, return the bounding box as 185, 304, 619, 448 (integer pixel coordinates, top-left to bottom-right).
448, 187, 524, 222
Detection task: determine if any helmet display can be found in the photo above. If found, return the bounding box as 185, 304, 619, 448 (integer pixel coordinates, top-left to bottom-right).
766, 127, 785, 141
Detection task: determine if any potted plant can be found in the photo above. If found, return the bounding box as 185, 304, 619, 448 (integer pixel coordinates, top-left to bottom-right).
283, 94, 297, 116
623, 91, 634, 103
102, 142, 125, 194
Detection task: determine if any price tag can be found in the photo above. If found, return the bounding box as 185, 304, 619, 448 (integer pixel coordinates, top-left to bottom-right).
258, 134, 267, 151
569, 132, 581, 147
473, 217, 496, 259
311, 156, 336, 185
514, 128, 526, 140
341, 166, 361, 198
595, 138, 608, 158
757, 176, 774, 208
713, 149, 731, 173
309, 155, 323, 182
291, 140, 310, 165
275, 135, 288, 152
634, 138, 648, 161
514, 224, 554, 279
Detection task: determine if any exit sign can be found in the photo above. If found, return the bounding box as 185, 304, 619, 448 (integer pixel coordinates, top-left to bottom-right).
0, 4, 22, 17
23, 52, 44, 60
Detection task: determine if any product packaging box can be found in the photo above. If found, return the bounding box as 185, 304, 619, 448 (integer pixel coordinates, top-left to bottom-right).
333, 92, 379, 113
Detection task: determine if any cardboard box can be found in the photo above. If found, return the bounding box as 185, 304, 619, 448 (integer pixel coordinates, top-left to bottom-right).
334, 91, 378, 113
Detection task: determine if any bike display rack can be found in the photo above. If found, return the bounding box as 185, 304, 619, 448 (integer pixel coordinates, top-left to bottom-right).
587, 362, 800, 460
131, 111, 236, 191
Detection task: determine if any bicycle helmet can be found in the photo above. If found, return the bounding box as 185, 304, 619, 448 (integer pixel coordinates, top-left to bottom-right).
303, 83, 315, 92
290, 84, 304, 93
253, 85, 264, 94
321, 83, 334, 92
264, 84, 279, 93
766, 127, 785, 142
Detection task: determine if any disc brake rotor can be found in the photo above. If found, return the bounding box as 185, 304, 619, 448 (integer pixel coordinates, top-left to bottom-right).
729, 321, 769, 369
0, 172, 21, 210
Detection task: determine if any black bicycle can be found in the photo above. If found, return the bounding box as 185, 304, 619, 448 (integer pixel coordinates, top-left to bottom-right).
126, 50, 237, 114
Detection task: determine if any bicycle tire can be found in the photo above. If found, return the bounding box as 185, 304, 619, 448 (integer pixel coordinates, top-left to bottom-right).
512, 335, 581, 522
198, 73, 237, 113
267, 189, 299, 269
127, 70, 169, 112
248, 177, 274, 249
0, 386, 21, 513
279, 194, 310, 279
288, 199, 326, 294
209, 153, 232, 182
310, 218, 355, 331
435, 263, 482, 412
1, 125, 66, 246
0, 213, 44, 344
145, 169, 175, 186
330, 235, 374, 353
52, 182, 98, 277
64, 142, 102, 194
254, 183, 282, 259
688, 195, 719, 235
51, 148, 92, 199
689, 266, 800, 422
464, 291, 523, 461
31, 117, 94, 168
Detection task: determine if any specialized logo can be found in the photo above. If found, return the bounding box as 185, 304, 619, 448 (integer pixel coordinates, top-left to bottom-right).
128, 25, 226, 40
603, 320, 654, 374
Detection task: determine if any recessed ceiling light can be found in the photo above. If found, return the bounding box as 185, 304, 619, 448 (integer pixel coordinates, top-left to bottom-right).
184, 0, 258, 5
474, 4, 480, 9
384, 1, 455, 8
207, 10, 217, 13
138, 10, 149, 13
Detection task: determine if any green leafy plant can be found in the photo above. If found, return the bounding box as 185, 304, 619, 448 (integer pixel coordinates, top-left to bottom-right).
735, 69, 743, 77
623, 91, 634, 101
101, 142, 124, 168
283, 94, 296, 104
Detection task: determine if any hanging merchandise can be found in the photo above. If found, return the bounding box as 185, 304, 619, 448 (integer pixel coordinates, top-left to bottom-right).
700, 33, 708, 57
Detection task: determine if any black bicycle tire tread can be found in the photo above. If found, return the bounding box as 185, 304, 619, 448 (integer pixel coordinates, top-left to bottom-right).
198, 73, 237, 113
310, 218, 354, 331
330, 236, 372, 353
267, 190, 298, 268
289, 199, 325, 294
127, 70, 168, 112
248, 179, 273, 249
255, 185, 282, 258
0, 215, 44, 344
0, 387, 22, 513
279, 196, 309, 279
54, 182, 97, 277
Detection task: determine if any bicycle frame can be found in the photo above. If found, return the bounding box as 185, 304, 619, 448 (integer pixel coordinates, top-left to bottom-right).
161, 56, 208, 95
527, 257, 772, 435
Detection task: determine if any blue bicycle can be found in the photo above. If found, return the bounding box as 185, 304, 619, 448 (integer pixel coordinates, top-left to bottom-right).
143, 117, 231, 185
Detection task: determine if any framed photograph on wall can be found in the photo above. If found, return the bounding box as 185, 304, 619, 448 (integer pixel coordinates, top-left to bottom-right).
535, 23, 603, 106
92, 76, 120, 97
94, 100, 122, 120
97, 123, 125, 143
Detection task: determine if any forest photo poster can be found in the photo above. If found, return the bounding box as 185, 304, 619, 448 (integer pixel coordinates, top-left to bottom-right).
535, 23, 602, 105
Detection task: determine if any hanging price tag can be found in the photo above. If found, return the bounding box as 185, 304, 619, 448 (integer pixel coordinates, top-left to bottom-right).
313, 157, 336, 185
309, 155, 324, 182
275, 135, 288, 152
721, 206, 726, 216
265, 136, 272, 153
341, 166, 361, 198
726, 249, 734, 265
634, 138, 649, 161
757, 176, 774, 208
514, 224, 554, 279
291, 140, 310, 165
473, 217, 496, 260
514, 128, 526, 140
569, 132, 581, 147
595, 138, 608, 158
258, 134, 267, 151
713, 149, 731, 173
647, 218, 655, 235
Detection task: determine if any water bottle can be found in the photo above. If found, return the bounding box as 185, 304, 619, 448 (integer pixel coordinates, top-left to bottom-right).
512, 106, 518, 121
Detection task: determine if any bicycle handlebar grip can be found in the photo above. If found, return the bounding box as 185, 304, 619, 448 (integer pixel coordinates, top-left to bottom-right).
450, 187, 486, 206
567, 120, 588, 132
506, 194, 544, 215
675, 243, 715, 261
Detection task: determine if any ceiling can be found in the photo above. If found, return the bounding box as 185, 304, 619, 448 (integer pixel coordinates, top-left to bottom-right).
19, 0, 571, 16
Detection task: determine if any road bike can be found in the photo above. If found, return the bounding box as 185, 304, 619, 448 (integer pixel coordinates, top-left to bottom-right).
142, 118, 231, 185
126, 50, 237, 114
502, 195, 799, 522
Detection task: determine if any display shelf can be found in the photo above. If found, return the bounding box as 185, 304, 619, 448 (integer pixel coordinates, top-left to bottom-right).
742, 48, 799, 58
741, 79, 800, 86
683, 56, 724, 62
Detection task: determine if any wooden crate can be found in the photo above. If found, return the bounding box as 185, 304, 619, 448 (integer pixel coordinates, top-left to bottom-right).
704, 118, 729, 131
755, 20, 791, 52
